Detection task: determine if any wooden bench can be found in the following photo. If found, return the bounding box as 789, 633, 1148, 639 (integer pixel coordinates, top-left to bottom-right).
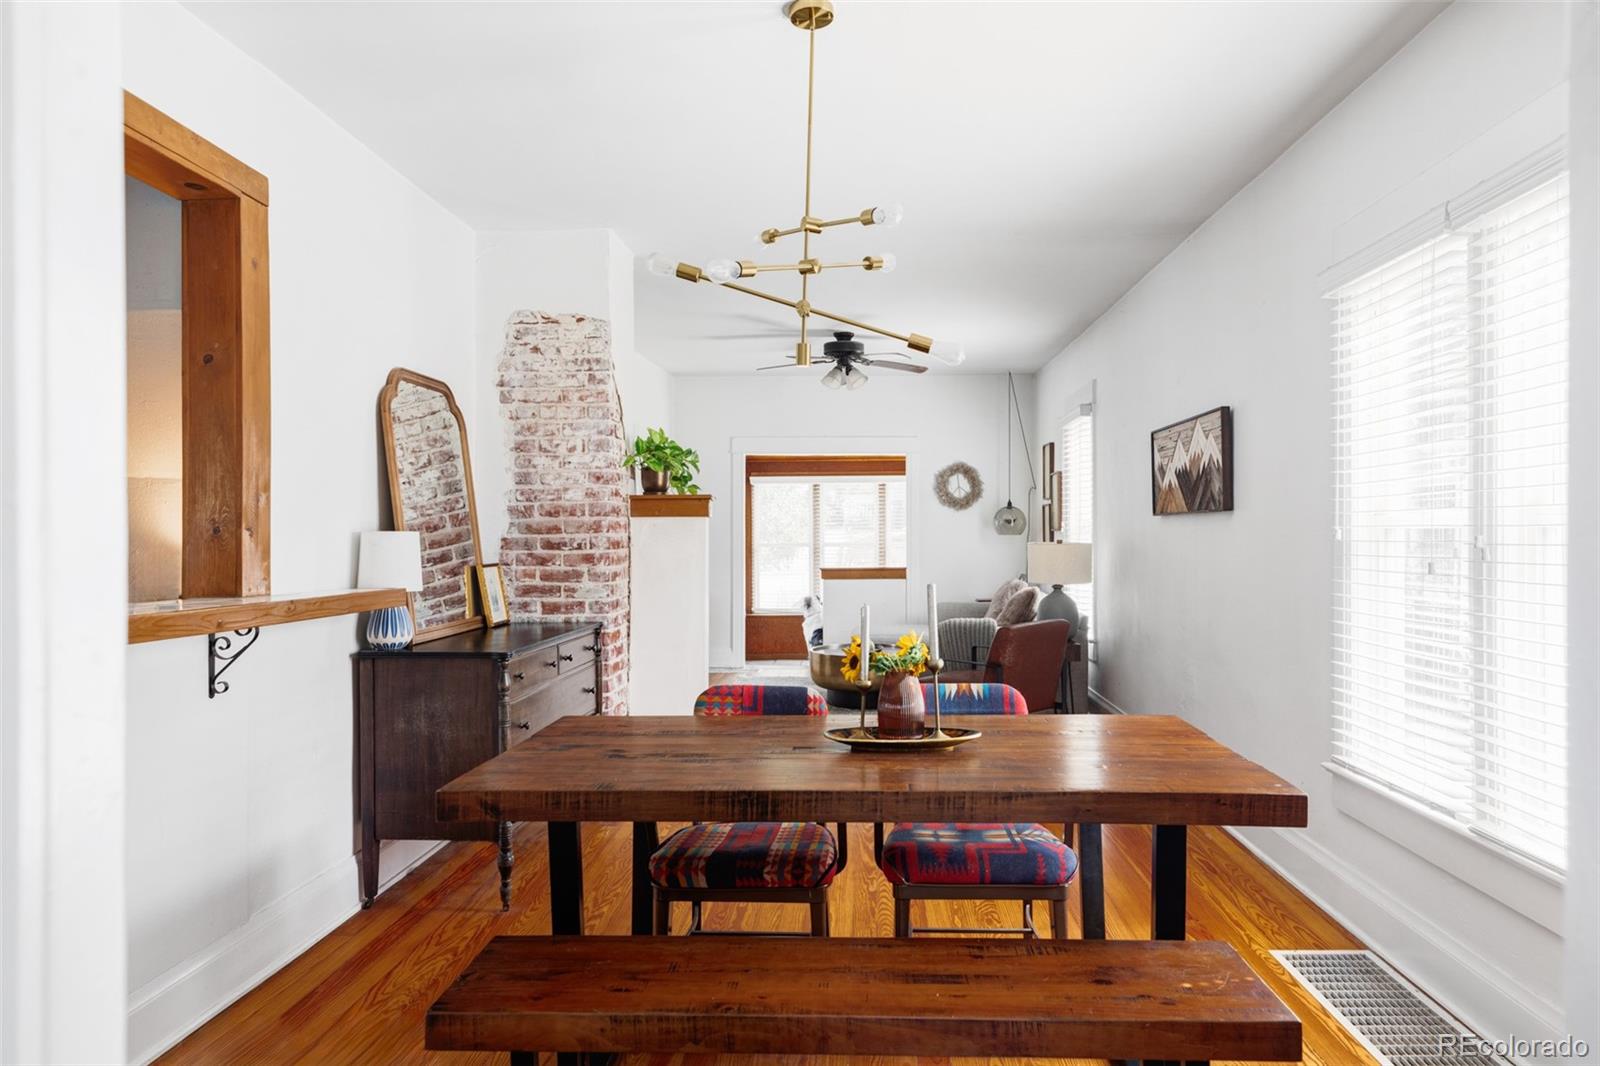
426, 935, 1302, 1064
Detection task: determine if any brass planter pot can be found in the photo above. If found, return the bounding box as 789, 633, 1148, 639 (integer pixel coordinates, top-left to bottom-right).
639, 468, 669, 494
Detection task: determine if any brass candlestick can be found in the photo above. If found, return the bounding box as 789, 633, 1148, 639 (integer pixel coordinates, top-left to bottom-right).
929, 657, 946, 739
856, 638, 873, 736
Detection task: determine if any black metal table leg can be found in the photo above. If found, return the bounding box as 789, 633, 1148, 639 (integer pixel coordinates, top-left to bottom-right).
548, 822, 585, 935
1146, 824, 1194, 1066
547, 822, 608, 1066
1078, 823, 1105, 939
632, 821, 659, 935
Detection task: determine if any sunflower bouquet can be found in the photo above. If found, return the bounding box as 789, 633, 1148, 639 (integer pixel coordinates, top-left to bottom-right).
840, 630, 931, 684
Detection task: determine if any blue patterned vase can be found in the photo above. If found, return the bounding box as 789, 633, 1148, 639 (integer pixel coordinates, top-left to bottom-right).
366, 605, 414, 651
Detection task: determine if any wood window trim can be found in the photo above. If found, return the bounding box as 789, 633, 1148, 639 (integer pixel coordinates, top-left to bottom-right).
818, 567, 908, 581
125, 91, 273, 635
743, 454, 908, 660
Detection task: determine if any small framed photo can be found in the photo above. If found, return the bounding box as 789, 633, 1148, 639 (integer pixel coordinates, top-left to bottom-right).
477, 563, 510, 628
460, 570, 476, 619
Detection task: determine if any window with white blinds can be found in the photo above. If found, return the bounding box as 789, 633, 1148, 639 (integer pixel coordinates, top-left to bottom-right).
749, 476, 907, 612
1060, 409, 1095, 645
1330, 172, 1569, 871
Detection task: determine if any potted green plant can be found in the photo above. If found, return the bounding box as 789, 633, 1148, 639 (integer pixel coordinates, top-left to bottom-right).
623, 427, 701, 495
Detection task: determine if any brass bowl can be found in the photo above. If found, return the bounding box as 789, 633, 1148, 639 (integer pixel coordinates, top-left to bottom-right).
809, 644, 880, 693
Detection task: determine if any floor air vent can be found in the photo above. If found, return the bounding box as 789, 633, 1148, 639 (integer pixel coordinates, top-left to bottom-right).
1273, 950, 1512, 1066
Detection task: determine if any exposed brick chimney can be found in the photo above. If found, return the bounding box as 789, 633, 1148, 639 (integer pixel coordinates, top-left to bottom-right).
496, 312, 629, 715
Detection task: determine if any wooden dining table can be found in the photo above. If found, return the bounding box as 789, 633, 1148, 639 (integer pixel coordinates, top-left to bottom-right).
436, 712, 1308, 946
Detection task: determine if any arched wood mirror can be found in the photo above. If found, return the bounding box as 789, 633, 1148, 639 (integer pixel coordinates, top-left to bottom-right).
379, 368, 486, 641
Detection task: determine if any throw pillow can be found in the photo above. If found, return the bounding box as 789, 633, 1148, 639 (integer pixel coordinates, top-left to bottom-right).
983, 578, 1028, 620
996, 585, 1042, 626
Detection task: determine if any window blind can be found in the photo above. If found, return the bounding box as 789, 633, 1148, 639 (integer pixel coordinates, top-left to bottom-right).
749, 474, 907, 613
1330, 173, 1569, 871
1060, 410, 1095, 642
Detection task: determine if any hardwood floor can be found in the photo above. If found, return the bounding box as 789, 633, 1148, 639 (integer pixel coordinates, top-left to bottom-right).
159, 820, 1377, 1066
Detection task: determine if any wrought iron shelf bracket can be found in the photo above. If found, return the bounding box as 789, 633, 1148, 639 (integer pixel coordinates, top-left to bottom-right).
208, 627, 261, 699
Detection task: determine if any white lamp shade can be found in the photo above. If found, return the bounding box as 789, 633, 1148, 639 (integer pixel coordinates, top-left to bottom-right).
1027, 541, 1092, 587
358, 531, 424, 591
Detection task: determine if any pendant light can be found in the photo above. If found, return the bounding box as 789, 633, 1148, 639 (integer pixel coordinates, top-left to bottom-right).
643, 0, 965, 370
992, 373, 1034, 535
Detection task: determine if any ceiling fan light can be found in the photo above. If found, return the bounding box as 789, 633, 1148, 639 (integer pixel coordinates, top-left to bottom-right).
869, 203, 904, 227
820, 365, 845, 389
845, 366, 868, 390
645, 252, 676, 277
704, 258, 741, 284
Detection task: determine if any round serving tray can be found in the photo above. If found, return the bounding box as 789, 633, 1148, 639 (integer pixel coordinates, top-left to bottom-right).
823, 725, 982, 751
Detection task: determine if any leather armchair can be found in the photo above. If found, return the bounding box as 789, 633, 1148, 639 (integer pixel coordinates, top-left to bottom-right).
940, 619, 1072, 714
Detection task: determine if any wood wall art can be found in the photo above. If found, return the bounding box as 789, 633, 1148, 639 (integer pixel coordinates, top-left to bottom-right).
1151, 406, 1233, 515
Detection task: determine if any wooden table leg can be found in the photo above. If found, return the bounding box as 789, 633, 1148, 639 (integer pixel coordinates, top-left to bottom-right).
631, 821, 659, 935
497, 820, 514, 912
1077, 823, 1105, 940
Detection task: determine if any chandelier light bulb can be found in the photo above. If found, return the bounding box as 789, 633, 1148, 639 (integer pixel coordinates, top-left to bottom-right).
877, 253, 898, 273
928, 339, 965, 366
870, 203, 904, 227
704, 259, 741, 284
645, 253, 677, 277
845, 366, 869, 389
820, 365, 846, 389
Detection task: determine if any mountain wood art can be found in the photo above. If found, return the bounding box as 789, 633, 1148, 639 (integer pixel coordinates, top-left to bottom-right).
1151, 406, 1233, 514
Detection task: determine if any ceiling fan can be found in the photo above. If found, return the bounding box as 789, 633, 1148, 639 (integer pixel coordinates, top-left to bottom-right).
756, 331, 928, 390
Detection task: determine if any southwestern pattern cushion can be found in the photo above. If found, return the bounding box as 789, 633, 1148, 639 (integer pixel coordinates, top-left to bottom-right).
879, 822, 1077, 886
694, 685, 826, 717
649, 821, 840, 889
919, 682, 1027, 715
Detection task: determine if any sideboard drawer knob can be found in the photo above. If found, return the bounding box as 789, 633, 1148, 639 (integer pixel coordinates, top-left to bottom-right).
583, 643, 599, 653
545, 660, 558, 668
582, 686, 596, 695
560, 653, 574, 662
512, 671, 525, 681
515, 721, 531, 730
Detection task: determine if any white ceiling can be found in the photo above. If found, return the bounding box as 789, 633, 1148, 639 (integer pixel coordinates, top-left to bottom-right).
183, 0, 1443, 373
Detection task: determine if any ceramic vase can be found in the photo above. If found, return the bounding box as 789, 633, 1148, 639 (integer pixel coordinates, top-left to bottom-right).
876, 670, 926, 738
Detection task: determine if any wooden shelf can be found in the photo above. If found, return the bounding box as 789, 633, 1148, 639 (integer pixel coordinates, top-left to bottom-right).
629, 494, 712, 518
128, 588, 406, 644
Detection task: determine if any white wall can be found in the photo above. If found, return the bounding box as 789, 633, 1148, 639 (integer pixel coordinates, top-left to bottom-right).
0, 4, 129, 1061
1565, 0, 1600, 1051
474, 228, 672, 561
1032, 0, 1572, 1049
120, 2, 476, 1059
672, 373, 1038, 666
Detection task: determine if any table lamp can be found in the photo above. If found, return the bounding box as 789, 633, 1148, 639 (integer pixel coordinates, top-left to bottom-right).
1027, 541, 1092, 634
358, 531, 424, 650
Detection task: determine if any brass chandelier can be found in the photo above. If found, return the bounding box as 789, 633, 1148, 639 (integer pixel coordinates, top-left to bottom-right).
645, 0, 964, 369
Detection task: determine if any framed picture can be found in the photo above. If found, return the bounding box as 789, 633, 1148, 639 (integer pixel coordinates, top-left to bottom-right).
1041, 501, 1054, 541
477, 563, 510, 627
460, 571, 476, 619
1041, 442, 1056, 498
1151, 406, 1233, 515
1052, 471, 1064, 531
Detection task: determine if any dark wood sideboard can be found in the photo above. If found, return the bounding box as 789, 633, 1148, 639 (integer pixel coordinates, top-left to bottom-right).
353, 621, 602, 909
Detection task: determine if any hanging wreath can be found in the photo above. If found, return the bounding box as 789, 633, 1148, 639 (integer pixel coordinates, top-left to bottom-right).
933, 461, 984, 511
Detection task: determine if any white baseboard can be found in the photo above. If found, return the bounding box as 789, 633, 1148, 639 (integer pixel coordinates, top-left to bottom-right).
1087, 687, 1126, 714
127, 839, 444, 1064
1228, 826, 1564, 1060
